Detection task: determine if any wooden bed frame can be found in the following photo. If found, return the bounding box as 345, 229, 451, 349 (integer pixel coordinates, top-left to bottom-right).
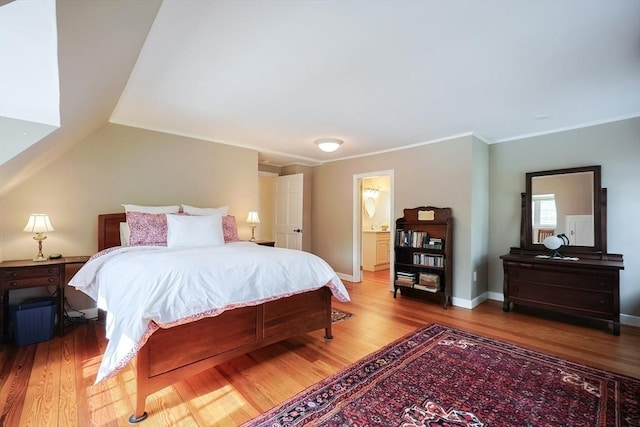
97, 213, 334, 423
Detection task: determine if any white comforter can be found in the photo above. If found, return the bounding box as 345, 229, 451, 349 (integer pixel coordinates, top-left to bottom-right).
69, 242, 350, 383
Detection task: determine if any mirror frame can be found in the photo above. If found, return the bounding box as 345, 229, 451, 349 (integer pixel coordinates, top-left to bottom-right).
522, 165, 603, 254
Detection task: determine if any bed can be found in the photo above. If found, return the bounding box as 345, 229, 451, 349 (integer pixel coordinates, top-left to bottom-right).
72, 213, 349, 423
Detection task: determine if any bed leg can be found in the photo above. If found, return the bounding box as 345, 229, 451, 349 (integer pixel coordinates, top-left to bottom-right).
324, 323, 333, 341
129, 392, 148, 423
129, 412, 148, 424
130, 350, 149, 423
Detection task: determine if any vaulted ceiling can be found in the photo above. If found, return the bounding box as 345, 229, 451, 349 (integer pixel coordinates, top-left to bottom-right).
1, 0, 639, 194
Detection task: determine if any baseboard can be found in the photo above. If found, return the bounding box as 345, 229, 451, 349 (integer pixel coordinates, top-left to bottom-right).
488, 291, 504, 302
451, 294, 486, 310
620, 313, 640, 327
336, 272, 355, 282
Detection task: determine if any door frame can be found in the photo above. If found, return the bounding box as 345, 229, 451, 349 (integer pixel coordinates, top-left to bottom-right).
352, 169, 395, 283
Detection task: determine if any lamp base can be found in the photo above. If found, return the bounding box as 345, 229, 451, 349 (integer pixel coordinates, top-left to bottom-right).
33, 256, 48, 262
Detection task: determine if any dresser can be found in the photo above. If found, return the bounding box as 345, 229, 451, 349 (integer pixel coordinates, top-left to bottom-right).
502, 165, 626, 335
501, 253, 624, 335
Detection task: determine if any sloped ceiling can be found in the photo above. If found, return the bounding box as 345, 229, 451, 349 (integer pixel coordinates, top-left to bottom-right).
111, 0, 640, 165
0, 0, 59, 165
0, 0, 161, 196
1, 0, 639, 194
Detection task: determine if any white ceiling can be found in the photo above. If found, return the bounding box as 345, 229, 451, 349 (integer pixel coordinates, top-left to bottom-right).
0, 0, 59, 165
110, 0, 640, 166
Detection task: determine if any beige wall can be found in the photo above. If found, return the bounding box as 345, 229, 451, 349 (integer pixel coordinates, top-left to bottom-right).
489, 117, 640, 318
0, 123, 259, 307
312, 135, 480, 306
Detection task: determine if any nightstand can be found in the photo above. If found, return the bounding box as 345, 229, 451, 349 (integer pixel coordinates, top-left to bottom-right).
0, 256, 89, 348
254, 240, 275, 247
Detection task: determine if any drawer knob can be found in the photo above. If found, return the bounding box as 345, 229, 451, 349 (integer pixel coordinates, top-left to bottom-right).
48, 278, 55, 283
10, 272, 17, 278
48, 268, 54, 273
10, 282, 17, 287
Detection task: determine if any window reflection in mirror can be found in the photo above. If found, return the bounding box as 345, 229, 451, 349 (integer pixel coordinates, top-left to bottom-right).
531, 171, 594, 246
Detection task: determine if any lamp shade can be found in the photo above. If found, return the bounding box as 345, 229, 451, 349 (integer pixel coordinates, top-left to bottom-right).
315, 138, 343, 153
246, 211, 260, 224
543, 235, 563, 250
23, 214, 54, 233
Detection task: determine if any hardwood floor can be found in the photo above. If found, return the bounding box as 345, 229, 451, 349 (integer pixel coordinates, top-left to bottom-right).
1, 270, 638, 426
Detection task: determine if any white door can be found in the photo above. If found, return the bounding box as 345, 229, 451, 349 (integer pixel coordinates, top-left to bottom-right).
274, 174, 303, 250
565, 215, 594, 246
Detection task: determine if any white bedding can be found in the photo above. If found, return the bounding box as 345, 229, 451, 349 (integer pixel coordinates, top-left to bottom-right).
69, 242, 350, 382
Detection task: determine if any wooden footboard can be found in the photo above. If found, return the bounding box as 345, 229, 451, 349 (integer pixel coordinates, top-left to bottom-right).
97, 213, 334, 423
130, 287, 333, 422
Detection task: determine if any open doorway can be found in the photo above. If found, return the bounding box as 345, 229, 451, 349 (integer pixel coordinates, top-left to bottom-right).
352, 170, 394, 288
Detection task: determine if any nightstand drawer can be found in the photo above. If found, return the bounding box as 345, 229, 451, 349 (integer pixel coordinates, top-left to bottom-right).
5, 276, 61, 290
3, 265, 61, 280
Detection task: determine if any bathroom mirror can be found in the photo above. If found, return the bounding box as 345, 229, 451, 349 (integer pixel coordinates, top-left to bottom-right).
524, 165, 603, 254
364, 197, 376, 218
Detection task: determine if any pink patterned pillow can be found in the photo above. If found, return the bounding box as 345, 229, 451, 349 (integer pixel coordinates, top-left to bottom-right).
222, 215, 240, 242
127, 212, 168, 246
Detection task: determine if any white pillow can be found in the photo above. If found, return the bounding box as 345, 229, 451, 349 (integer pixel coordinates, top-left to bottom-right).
119, 222, 130, 246
166, 214, 224, 248
122, 204, 180, 214
181, 204, 229, 216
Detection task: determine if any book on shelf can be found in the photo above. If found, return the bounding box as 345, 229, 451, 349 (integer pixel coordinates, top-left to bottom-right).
395, 271, 416, 288
395, 230, 432, 248
412, 253, 444, 267
395, 278, 415, 288
396, 271, 415, 278
418, 272, 440, 285
414, 283, 440, 292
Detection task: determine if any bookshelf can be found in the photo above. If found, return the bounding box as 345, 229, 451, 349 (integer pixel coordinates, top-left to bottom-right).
393, 206, 453, 308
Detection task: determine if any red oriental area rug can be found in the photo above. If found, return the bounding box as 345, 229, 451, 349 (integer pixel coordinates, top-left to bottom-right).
243, 324, 639, 427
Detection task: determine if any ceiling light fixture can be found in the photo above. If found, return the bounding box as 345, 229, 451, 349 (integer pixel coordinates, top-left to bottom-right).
315, 138, 343, 153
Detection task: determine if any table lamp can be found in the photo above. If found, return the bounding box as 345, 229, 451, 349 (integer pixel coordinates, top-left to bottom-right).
23, 214, 54, 261
246, 211, 260, 242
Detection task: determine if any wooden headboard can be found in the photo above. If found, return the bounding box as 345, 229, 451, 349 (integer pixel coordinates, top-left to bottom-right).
98, 213, 125, 251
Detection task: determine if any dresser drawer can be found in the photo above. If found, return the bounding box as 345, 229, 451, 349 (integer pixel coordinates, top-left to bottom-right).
509, 280, 613, 314
505, 265, 615, 292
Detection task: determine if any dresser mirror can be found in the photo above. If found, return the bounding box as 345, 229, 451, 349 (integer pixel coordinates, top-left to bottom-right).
523, 165, 603, 255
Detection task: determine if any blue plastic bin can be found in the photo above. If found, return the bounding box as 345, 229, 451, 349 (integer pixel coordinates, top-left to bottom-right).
10, 299, 57, 346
